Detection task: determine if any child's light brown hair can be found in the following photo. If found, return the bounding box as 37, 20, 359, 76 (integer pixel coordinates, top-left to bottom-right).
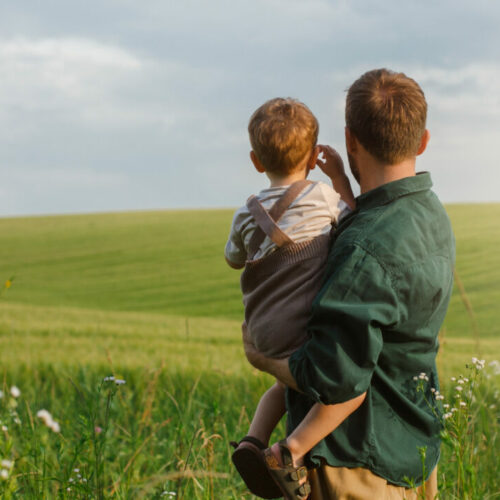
248, 98, 319, 176
346, 69, 427, 164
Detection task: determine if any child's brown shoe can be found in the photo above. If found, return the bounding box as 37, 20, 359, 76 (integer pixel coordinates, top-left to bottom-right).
231, 436, 283, 498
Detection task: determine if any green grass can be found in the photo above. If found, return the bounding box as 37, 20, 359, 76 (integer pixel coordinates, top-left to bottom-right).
0, 204, 499, 498
0, 209, 241, 319
443, 204, 500, 342
1, 301, 499, 387
0, 302, 246, 375
1, 204, 499, 341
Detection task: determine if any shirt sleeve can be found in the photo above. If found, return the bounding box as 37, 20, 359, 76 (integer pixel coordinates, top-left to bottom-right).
289, 244, 400, 405
338, 200, 351, 221
224, 210, 247, 268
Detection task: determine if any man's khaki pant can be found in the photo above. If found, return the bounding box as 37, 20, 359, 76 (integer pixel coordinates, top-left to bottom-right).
309, 465, 438, 500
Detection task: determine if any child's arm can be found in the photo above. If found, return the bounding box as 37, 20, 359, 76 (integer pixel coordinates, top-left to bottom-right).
316, 145, 356, 210
225, 213, 247, 269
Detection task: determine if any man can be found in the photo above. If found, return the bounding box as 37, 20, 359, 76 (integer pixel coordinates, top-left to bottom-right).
243, 68, 455, 499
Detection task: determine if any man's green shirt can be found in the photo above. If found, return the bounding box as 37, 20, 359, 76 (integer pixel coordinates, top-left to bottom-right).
288, 172, 455, 486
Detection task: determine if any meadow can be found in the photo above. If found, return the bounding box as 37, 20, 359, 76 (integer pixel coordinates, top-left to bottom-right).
0, 204, 499, 499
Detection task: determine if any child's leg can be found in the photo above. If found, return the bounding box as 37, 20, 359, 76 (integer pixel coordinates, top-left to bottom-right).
247, 380, 286, 445
232, 381, 286, 498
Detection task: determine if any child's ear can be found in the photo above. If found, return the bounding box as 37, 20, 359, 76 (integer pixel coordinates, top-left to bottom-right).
250, 151, 266, 173
307, 146, 321, 170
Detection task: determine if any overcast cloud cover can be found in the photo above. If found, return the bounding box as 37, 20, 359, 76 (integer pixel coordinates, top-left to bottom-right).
0, 0, 499, 216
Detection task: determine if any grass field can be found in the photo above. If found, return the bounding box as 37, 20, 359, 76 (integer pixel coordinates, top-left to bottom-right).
0, 204, 499, 498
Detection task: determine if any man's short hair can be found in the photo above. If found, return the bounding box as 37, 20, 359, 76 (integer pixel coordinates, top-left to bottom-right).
346, 69, 427, 164
248, 98, 319, 175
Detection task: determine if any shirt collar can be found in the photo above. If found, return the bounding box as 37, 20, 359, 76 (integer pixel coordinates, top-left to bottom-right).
356, 172, 433, 211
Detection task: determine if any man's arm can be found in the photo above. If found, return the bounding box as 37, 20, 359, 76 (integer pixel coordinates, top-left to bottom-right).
288, 245, 398, 406
243, 324, 367, 438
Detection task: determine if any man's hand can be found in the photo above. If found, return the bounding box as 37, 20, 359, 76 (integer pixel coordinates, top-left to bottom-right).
242, 322, 300, 391
316, 145, 346, 179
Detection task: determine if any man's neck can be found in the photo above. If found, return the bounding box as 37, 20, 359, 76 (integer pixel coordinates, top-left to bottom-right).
359, 157, 416, 194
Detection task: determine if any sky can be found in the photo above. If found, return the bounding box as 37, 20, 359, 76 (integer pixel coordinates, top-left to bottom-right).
0, 0, 499, 216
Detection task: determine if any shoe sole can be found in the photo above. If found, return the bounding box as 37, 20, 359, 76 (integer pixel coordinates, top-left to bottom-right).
232, 445, 283, 499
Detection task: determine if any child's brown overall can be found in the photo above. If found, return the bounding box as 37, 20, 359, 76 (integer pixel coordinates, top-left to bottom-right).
241, 179, 332, 359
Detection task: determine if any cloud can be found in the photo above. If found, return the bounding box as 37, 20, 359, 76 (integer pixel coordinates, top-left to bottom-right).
0, 166, 132, 216
0, 35, 249, 214
0, 0, 499, 215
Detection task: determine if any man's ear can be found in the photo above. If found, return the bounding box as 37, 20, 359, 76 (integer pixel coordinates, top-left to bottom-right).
307, 145, 321, 170
250, 151, 266, 173
345, 127, 358, 155
417, 130, 430, 156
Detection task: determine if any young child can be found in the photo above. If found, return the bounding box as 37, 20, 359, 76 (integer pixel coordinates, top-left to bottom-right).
225, 98, 356, 499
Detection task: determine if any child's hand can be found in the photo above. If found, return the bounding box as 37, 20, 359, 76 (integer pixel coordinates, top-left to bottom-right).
316, 145, 345, 179
317, 144, 356, 210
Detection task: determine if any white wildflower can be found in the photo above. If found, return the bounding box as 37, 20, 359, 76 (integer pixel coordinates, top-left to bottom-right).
114, 379, 126, 386
74, 468, 79, 473
37, 409, 53, 425
457, 379, 465, 385
1, 426, 7, 432
435, 395, 444, 400
451, 407, 458, 413
443, 404, 450, 409
451, 377, 456, 381
413, 376, 418, 381
455, 386, 463, 392
161, 492, 177, 498
430, 388, 436, 393
0, 469, 8, 480
36, 409, 60, 433
459, 401, 467, 407
50, 421, 61, 433
103, 376, 115, 382
69, 478, 74, 483
490, 404, 496, 410
474, 359, 486, 370
443, 412, 453, 419
10, 386, 20, 398
0, 390, 3, 399
489, 360, 500, 375
0, 460, 13, 469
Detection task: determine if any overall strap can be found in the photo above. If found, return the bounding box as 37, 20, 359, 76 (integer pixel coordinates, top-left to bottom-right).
246, 179, 312, 259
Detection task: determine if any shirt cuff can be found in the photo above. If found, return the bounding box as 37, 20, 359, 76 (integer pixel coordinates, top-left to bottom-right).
288, 347, 325, 404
